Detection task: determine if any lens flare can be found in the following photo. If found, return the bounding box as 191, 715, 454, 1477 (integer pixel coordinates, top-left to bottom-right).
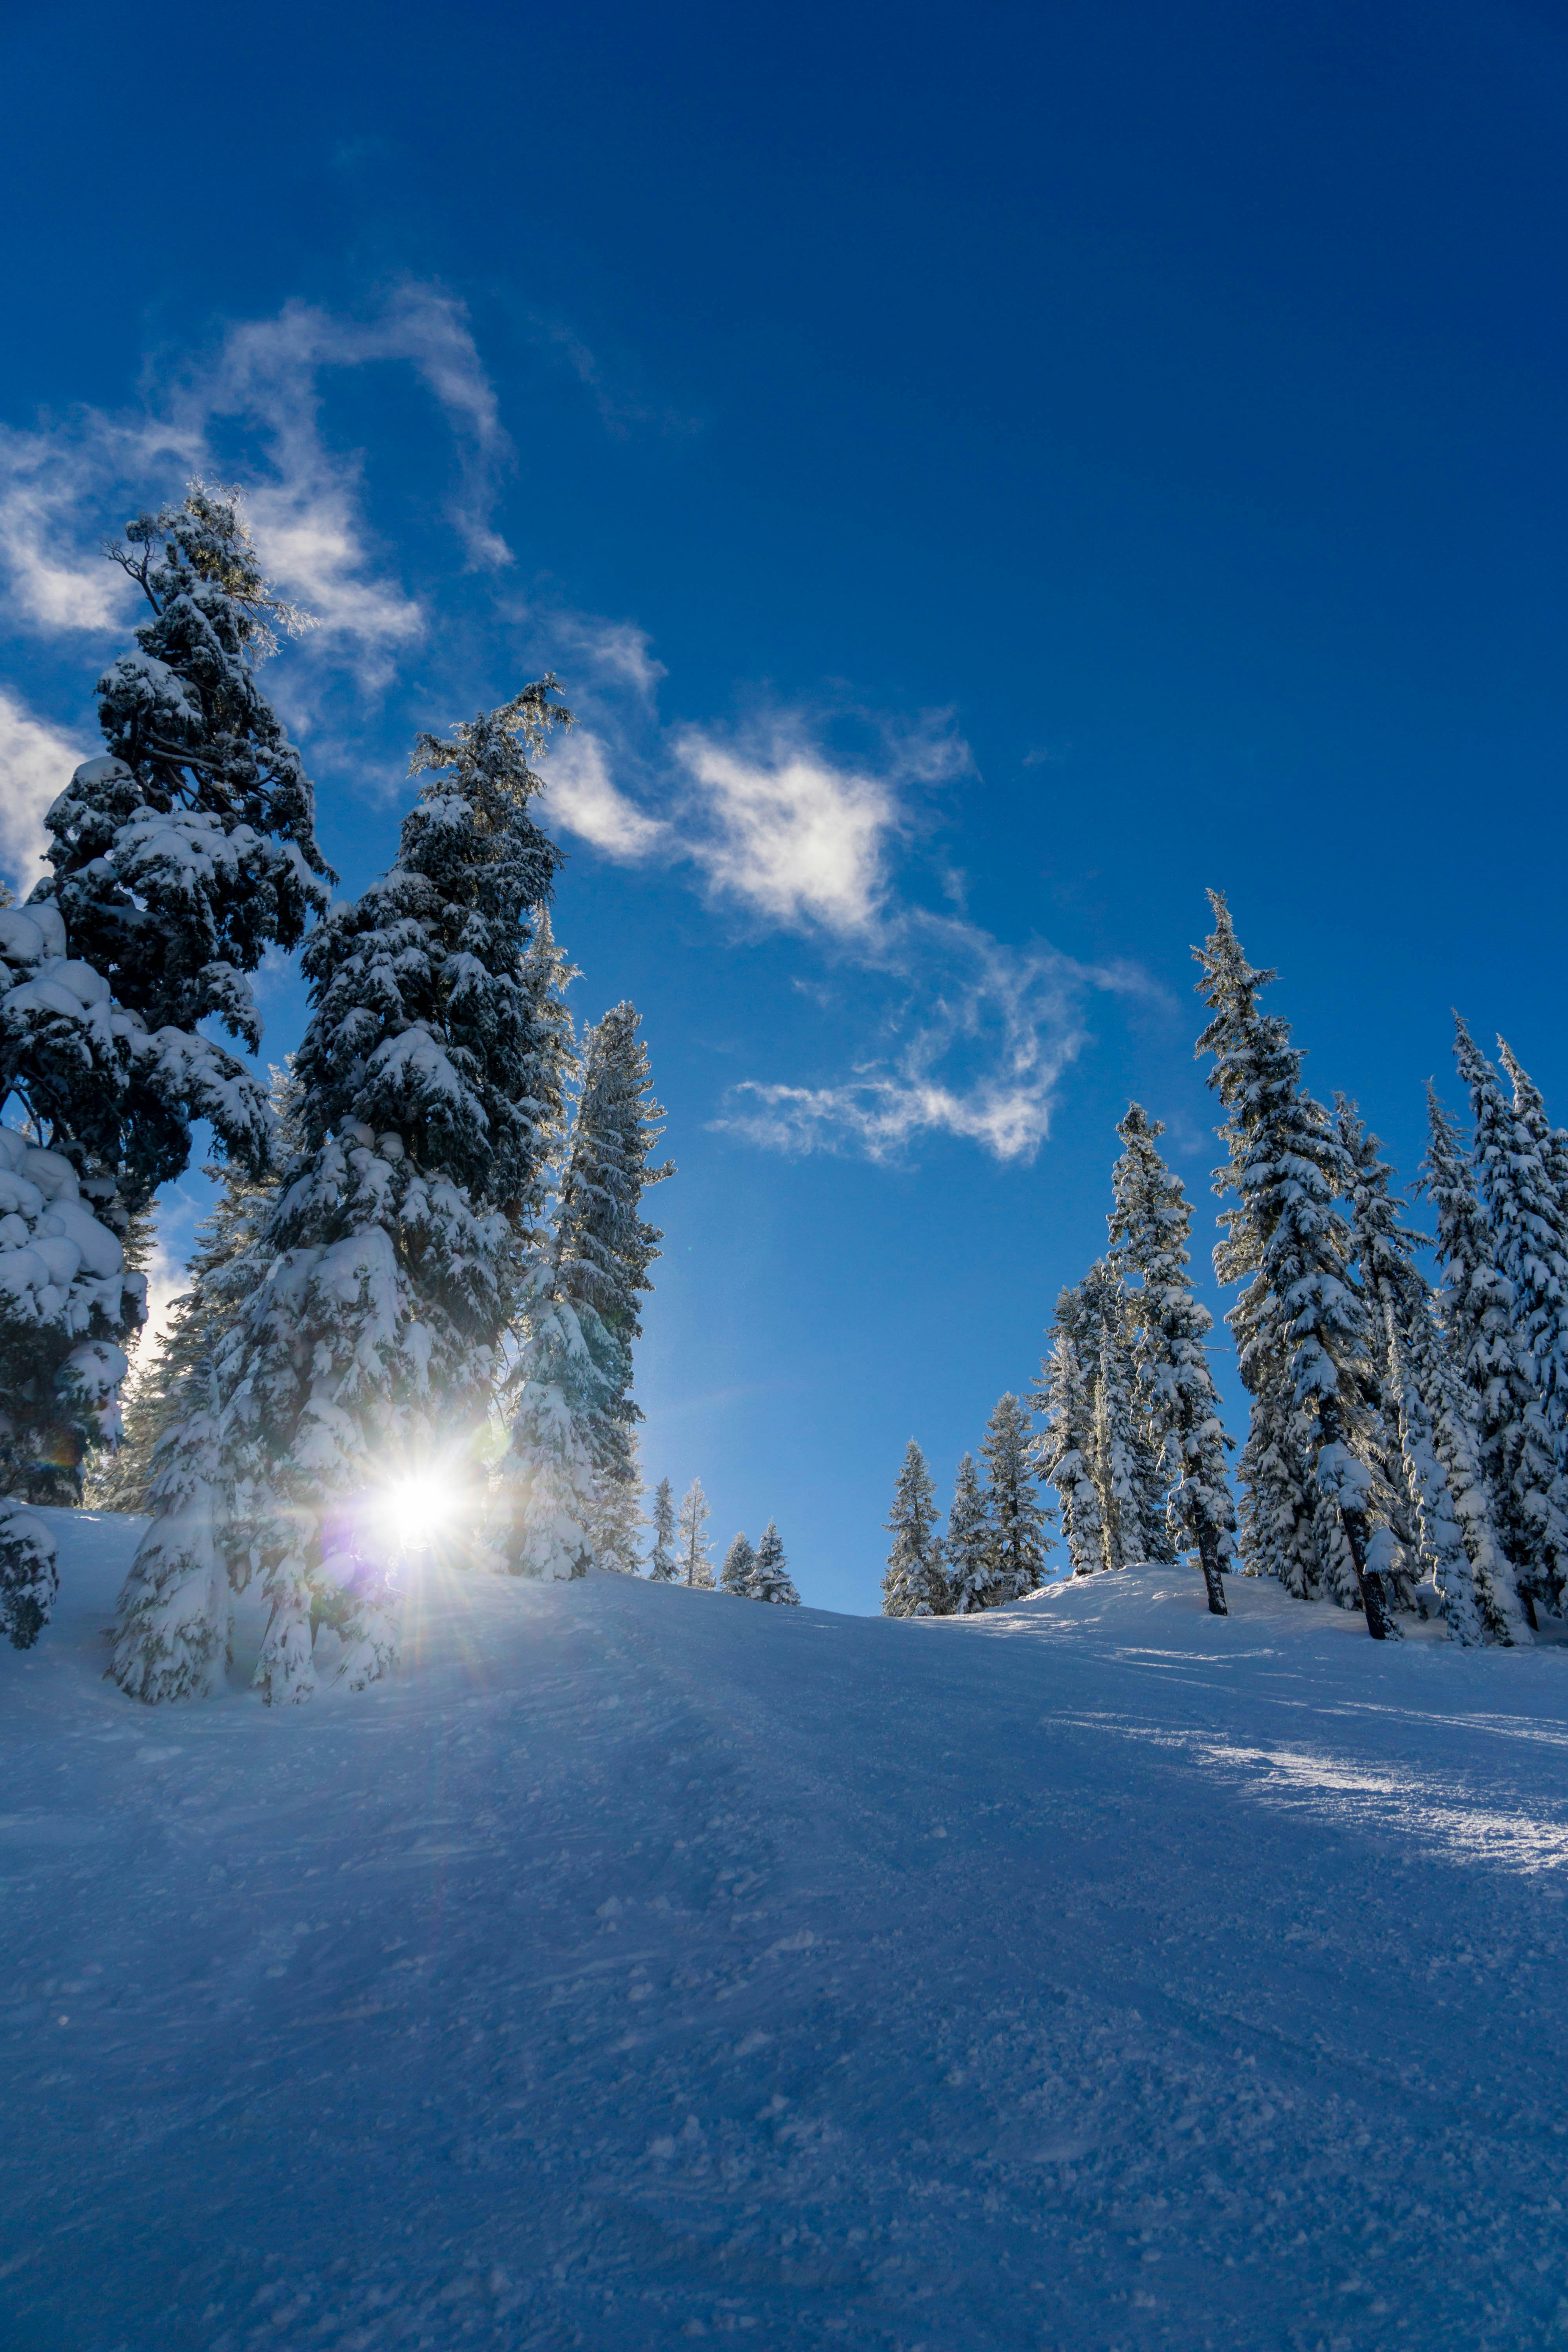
375, 1472, 459, 1552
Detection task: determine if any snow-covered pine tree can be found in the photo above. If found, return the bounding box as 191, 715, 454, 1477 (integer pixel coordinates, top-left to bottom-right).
588, 1425, 646, 1573
112, 685, 572, 1704
648, 1475, 678, 1581
1091, 1308, 1154, 1573
751, 1520, 799, 1605
982, 1392, 1053, 1601
1107, 1103, 1234, 1615
943, 1451, 993, 1612
720, 1530, 758, 1595
1446, 1028, 1568, 1620
1078, 1263, 1173, 1568
881, 1439, 949, 1616
496, 999, 671, 1579
1494, 1038, 1568, 1463
677, 1479, 714, 1587
1031, 1285, 1107, 1575
94, 1073, 299, 1517
0, 1098, 144, 1644
3, 490, 330, 1637
60, 487, 328, 1063
1195, 893, 1396, 1637
1338, 1095, 1525, 1644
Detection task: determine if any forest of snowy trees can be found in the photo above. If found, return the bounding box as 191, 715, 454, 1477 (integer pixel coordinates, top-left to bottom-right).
3, 491, 1561, 1684
884, 892, 1565, 1647
0, 488, 807, 1696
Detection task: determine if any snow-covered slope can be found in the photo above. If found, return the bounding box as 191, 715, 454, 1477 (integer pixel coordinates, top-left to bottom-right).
5, 1519, 1568, 2351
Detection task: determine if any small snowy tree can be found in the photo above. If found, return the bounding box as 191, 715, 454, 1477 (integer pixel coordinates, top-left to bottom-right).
590, 1427, 647, 1573
1107, 1103, 1234, 1614
881, 1438, 949, 1616
677, 1478, 714, 1587
1077, 1262, 1174, 1572
1196, 893, 1396, 1636
720, 1530, 757, 1595
944, 1452, 993, 1612
1339, 1095, 1526, 1644
751, 1520, 799, 1605
981, 1392, 1053, 1601
494, 997, 670, 1580
1495, 1039, 1568, 1455
0, 1115, 142, 1645
95, 1073, 299, 1517
1442, 1033, 1568, 1621
1092, 1316, 1152, 1573
1031, 1297, 1105, 1576
648, 1475, 678, 1581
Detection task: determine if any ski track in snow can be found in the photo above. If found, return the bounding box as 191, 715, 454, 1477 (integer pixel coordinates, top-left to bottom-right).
4, 1518, 1568, 2350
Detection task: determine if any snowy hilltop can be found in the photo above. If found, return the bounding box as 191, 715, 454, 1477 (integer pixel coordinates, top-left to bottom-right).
3, 1510, 1567, 2350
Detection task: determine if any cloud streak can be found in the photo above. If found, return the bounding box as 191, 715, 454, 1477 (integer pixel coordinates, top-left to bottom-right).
0, 689, 88, 893
0, 282, 510, 692
538, 708, 1149, 1165
712, 915, 1149, 1164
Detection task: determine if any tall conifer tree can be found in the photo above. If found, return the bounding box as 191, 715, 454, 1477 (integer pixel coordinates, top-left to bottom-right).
943, 1452, 993, 1612
1195, 894, 1396, 1637
647, 1476, 678, 1581
1494, 1039, 1568, 1460
1107, 1103, 1234, 1614
492, 1000, 669, 1580
1339, 1096, 1525, 1644
111, 685, 571, 1704
720, 1531, 758, 1595
751, 1521, 799, 1605
981, 1392, 1053, 1601
1031, 1293, 1105, 1575
677, 1478, 714, 1587
1445, 1029, 1568, 1619
3, 490, 328, 1633
881, 1439, 949, 1615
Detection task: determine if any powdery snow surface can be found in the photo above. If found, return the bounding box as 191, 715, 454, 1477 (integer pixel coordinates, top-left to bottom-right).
5, 1522, 1568, 2349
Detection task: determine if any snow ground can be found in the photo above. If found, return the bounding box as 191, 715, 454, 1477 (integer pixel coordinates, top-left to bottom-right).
4, 1520, 1568, 2351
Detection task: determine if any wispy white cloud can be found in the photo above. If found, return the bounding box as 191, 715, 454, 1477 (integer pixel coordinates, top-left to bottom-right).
0, 688, 87, 893
535, 703, 1147, 1165
673, 727, 897, 937
713, 915, 1151, 1164
0, 282, 510, 692
0, 416, 196, 636
552, 613, 666, 704
537, 727, 668, 860
201, 284, 513, 606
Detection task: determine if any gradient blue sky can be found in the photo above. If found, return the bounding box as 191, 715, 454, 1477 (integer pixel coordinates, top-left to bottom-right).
2, 0, 1565, 1610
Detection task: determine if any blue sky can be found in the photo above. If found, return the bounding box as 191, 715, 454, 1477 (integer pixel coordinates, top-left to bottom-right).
2, 0, 1566, 1610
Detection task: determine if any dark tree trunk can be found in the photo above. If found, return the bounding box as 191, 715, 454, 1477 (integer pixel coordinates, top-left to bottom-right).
1318, 1392, 1395, 1641
1194, 1518, 1229, 1617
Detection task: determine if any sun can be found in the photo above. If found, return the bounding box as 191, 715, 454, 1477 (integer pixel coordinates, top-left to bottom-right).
374, 1472, 462, 1552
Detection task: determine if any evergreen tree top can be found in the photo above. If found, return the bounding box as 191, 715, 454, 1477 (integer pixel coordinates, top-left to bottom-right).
1334, 1095, 1427, 1305
49, 486, 334, 1046
885, 1439, 939, 1554
751, 1519, 800, 1604
1109, 1103, 1198, 1306
554, 1001, 671, 1336
403, 683, 572, 930
291, 689, 576, 1207
1195, 894, 1365, 1417
720, 1531, 757, 1593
